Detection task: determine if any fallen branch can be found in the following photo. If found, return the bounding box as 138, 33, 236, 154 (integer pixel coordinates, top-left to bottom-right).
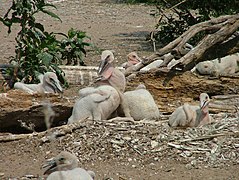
209, 103, 236, 112
163, 14, 239, 84
0, 117, 168, 142
178, 131, 239, 143
0, 121, 85, 142
212, 94, 239, 100
125, 140, 143, 156
124, 14, 239, 84
146, 15, 237, 61
167, 142, 211, 151
146, 83, 174, 90
104, 117, 135, 123
0, 133, 34, 142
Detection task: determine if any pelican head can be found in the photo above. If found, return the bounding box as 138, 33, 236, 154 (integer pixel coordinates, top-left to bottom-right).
43, 72, 63, 93
98, 50, 114, 75
43, 151, 78, 175
127, 52, 142, 65
199, 93, 210, 110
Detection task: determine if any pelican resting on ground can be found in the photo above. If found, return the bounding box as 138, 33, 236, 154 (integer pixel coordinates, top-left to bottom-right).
43, 151, 95, 180
68, 85, 119, 123
122, 52, 178, 73
118, 84, 160, 120
121, 52, 142, 70
68, 50, 131, 123
168, 93, 212, 127
195, 53, 239, 76
14, 72, 63, 94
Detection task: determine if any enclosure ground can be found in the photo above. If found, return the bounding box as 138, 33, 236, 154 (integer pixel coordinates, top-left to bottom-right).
0, 0, 239, 179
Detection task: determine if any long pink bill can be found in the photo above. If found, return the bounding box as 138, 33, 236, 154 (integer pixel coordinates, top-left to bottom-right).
200, 99, 210, 110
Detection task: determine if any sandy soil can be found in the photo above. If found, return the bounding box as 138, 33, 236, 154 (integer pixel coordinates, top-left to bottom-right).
0, 0, 239, 180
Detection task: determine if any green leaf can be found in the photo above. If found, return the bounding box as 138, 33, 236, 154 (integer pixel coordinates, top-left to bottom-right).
70, 42, 76, 49
68, 28, 77, 38
81, 42, 92, 46
43, 3, 58, 10
54, 32, 68, 38
78, 47, 87, 56
41, 9, 62, 22
0, 17, 12, 27
34, 23, 44, 32
37, 52, 53, 67
76, 31, 87, 39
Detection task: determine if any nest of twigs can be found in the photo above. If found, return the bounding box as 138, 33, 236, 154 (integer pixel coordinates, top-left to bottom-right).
1, 113, 238, 170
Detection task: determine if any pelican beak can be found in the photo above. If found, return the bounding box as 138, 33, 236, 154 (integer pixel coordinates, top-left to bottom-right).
200, 99, 210, 110
136, 56, 142, 63
98, 55, 110, 75
128, 52, 142, 65
42, 158, 57, 175
50, 78, 63, 93
131, 57, 141, 64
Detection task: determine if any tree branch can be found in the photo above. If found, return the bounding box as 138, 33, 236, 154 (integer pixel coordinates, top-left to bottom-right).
156, 14, 239, 85
125, 14, 239, 78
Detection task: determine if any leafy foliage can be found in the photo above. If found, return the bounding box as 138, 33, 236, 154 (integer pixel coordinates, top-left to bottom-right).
60, 28, 91, 66
0, 0, 92, 86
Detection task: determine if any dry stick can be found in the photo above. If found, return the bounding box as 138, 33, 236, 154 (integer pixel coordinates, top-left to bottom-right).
178, 131, 239, 143
150, 31, 156, 52
168, 0, 189, 11
161, 0, 179, 14
136, 119, 169, 125
163, 0, 190, 23
219, 74, 239, 79
119, 177, 127, 180
0, 121, 85, 142
146, 83, 174, 90
165, 15, 236, 56
124, 140, 143, 156
212, 94, 239, 100
103, 117, 168, 125
209, 103, 236, 113
168, 142, 211, 151
156, 6, 170, 21
106, 117, 135, 123
4, 129, 236, 144
0, 133, 34, 142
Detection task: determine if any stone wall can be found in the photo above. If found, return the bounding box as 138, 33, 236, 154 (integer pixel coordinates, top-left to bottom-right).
0, 65, 125, 86
60, 66, 125, 85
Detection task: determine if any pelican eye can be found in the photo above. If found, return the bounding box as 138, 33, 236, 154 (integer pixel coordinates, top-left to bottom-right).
50, 77, 55, 82
105, 55, 110, 61
59, 157, 65, 162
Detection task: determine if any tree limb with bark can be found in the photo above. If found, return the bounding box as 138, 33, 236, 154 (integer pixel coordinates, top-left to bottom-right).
125, 13, 239, 85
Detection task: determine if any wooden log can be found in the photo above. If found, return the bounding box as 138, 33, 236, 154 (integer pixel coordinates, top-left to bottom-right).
150, 14, 239, 61
163, 14, 239, 84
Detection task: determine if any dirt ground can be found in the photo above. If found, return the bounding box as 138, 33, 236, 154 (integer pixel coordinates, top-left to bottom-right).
0, 0, 239, 180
